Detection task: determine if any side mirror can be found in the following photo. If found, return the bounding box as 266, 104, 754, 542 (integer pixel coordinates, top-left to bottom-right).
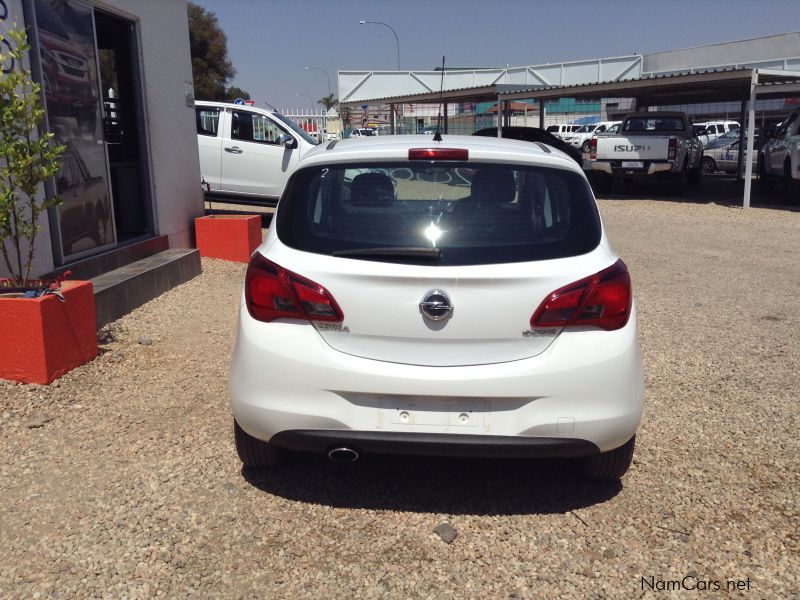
278, 134, 297, 149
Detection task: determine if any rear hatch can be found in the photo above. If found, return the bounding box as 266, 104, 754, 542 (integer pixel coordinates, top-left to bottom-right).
272, 159, 604, 367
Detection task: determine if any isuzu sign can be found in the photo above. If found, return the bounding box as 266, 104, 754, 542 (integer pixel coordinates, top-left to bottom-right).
614, 145, 652, 152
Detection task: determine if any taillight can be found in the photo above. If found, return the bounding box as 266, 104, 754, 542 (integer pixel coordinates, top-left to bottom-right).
531, 260, 632, 331
245, 255, 343, 323
667, 137, 677, 160
409, 148, 468, 160
590, 138, 597, 160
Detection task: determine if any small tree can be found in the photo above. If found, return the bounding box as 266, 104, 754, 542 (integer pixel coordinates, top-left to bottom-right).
0, 25, 65, 286
318, 94, 338, 111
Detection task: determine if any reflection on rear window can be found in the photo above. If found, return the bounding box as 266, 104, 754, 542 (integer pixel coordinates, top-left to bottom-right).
277, 163, 601, 266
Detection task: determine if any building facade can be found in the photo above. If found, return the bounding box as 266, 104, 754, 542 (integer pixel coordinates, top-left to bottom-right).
1, 0, 203, 279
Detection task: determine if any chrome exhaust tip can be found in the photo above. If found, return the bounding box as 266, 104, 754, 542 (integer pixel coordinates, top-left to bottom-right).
328, 447, 359, 462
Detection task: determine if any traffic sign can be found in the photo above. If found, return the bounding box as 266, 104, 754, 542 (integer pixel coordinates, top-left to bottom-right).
233, 98, 245, 105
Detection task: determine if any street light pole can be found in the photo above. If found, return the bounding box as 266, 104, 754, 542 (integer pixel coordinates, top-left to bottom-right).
296, 93, 314, 113
358, 20, 400, 70
304, 66, 331, 97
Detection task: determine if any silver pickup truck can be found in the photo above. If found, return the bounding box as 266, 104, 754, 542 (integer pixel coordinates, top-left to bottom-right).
590, 112, 703, 192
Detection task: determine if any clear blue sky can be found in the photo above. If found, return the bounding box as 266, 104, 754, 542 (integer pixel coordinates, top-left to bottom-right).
193, 0, 800, 110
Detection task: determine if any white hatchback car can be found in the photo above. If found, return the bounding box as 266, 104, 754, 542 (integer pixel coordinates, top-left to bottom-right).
230, 135, 644, 479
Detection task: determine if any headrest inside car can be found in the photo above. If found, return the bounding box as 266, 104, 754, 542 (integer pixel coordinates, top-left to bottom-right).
349, 173, 395, 207
470, 169, 517, 204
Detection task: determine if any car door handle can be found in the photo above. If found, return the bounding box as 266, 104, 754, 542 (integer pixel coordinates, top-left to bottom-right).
224, 146, 243, 154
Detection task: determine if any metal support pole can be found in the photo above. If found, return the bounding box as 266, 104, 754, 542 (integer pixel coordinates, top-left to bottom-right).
390, 103, 395, 135
497, 94, 503, 137
443, 102, 448, 134
539, 99, 545, 129
742, 70, 758, 209
736, 98, 747, 179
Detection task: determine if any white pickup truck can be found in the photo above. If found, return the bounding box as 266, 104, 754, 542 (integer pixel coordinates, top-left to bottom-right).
195, 101, 319, 206
590, 112, 704, 191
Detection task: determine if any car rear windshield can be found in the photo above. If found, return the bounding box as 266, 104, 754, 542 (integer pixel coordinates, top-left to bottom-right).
623, 117, 686, 132
276, 162, 601, 266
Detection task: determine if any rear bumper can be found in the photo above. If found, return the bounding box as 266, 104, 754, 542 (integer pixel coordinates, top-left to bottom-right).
230, 301, 644, 454
591, 160, 675, 176
271, 430, 600, 458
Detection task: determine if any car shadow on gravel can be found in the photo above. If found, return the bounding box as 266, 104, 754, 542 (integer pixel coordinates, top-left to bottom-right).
242, 454, 622, 516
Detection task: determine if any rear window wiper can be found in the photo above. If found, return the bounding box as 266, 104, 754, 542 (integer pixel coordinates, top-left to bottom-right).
333, 246, 442, 259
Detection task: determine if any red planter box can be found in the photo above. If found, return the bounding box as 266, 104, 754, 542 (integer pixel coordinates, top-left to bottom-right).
195, 215, 262, 262
0, 280, 98, 384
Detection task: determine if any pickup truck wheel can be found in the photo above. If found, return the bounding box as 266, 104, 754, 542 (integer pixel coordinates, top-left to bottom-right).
786, 161, 800, 205
234, 420, 287, 469
702, 156, 716, 173
688, 165, 702, 185
582, 436, 636, 480
589, 173, 610, 194
675, 160, 689, 196
759, 156, 774, 191
581, 140, 592, 154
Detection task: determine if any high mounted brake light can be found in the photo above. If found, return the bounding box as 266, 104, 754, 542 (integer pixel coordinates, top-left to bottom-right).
408, 148, 468, 161
245, 255, 343, 323
531, 260, 632, 331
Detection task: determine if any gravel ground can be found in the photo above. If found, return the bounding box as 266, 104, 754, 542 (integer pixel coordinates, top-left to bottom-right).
1, 199, 798, 598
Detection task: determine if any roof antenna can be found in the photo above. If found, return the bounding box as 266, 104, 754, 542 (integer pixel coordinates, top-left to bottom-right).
433, 56, 445, 142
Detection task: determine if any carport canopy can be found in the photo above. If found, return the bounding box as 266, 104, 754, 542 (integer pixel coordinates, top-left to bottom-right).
343, 67, 800, 208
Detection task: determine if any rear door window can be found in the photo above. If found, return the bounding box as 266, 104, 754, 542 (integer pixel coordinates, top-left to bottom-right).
196, 106, 220, 136
277, 163, 601, 266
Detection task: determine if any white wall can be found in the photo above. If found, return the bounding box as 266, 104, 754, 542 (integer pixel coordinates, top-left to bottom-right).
97, 0, 203, 249
0, 0, 56, 280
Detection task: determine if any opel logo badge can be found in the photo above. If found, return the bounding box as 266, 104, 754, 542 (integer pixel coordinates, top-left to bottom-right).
419, 289, 453, 321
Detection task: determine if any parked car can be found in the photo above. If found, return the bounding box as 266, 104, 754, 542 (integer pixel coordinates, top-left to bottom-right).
419, 125, 441, 134
702, 131, 759, 174
694, 120, 739, 145
35, 1, 98, 133
349, 127, 378, 138
590, 112, 704, 192
545, 123, 582, 141
759, 109, 800, 200
229, 134, 645, 480
562, 121, 622, 153
195, 101, 318, 205
57, 142, 110, 254
472, 126, 582, 163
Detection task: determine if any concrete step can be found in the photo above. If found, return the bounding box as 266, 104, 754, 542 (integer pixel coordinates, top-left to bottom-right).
92, 249, 201, 328
49, 235, 170, 281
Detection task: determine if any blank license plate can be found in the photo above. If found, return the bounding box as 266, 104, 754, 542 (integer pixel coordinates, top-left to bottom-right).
621, 161, 643, 168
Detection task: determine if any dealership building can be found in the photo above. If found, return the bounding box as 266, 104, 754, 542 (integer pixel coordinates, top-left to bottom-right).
1, 0, 203, 324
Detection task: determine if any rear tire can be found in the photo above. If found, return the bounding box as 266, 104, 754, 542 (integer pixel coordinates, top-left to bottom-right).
581, 140, 592, 154
785, 161, 800, 205
688, 165, 702, 185
234, 420, 287, 468
759, 156, 774, 191
582, 436, 636, 480
674, 159, 689, 195
590, 173, 611, 194
702, 156, 716, 173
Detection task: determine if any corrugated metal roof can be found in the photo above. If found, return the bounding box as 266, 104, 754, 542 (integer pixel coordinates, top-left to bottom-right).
341, 66, 800, 105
